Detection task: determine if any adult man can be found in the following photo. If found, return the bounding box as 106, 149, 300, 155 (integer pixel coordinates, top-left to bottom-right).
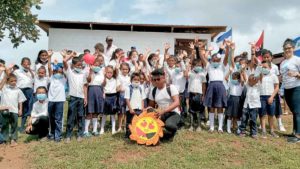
148, 68, 181, 140
104, 36, 117, 65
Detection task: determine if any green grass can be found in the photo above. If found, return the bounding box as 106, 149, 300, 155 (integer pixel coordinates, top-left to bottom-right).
20, 114, 300, 169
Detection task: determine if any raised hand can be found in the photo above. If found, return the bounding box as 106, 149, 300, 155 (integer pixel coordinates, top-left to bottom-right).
164, 43, 171, 51
189, 42, 195, 49
47, 49, 53, 57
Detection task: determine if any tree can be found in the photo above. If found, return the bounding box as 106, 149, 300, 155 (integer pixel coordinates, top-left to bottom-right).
0, 0, 42, 48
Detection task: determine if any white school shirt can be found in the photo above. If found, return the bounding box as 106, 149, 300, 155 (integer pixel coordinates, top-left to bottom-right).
260, 73, 279, 96
48, 77, 66, 102
33, 76, 49, 93
271, 63, 280, 76
124, 85, 146, 111
104, 45, 117, 65
104, 78, 120, 94
243, 83, 261, 109
206, 63, 226, 82
14, 69, 34, 88
228, 81, 244, 96
280, 55, 300, 89
118, 74, 131, 92
148, 84, 180, 114
65, 67, 87, 98
108, 59, 118, 69
31, 100, 48, 123
188, 71, 207, 94
0, 85, 26, 113
89, 68, 105, 86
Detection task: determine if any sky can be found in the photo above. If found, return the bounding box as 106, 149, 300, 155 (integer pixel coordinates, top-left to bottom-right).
1, 0, 300, 65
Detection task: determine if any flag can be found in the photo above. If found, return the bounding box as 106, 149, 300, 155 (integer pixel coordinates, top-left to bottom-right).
216, 28, 232, 43
294, 36, 300, 57
255, 31, 264, 62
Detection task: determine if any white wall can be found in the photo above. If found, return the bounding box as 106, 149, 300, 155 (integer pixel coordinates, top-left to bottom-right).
48, 28, 211, 54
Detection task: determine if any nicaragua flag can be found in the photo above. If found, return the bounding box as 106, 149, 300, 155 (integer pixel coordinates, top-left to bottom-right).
294, 36, 300, 57
216, 28, 232, 43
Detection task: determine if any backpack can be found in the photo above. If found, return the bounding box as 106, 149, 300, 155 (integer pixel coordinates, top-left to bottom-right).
129, 84, 142, 100
152, 85, 172, 101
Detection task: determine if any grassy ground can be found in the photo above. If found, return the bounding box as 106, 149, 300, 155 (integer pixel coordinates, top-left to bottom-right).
18, 114, 300, 169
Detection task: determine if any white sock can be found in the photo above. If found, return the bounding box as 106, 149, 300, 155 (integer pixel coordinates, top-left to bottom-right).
111, 115, 116, 132
227, 119, 232, 132
209, 113, 215, 130
85, 119, 91, 133
92, 118, 98, 133
100, 115, 106, 132
237, 120, 241, 133
278, 118, 283, 126
218, 113, 224, 131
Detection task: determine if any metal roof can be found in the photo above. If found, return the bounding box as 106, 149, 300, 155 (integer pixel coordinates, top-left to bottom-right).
37, 20, 227, 40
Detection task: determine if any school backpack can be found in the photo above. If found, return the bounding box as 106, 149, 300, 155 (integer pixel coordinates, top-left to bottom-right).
129, 84, 142, 100
152, 85, 172, 100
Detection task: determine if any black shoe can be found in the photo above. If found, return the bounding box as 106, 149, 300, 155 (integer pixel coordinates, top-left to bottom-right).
287, 137, 300, 143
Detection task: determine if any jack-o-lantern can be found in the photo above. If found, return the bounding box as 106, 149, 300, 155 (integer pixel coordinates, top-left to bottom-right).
129, 109, 164, 145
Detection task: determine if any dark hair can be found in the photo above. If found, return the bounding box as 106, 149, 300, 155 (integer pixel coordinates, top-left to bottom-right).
261, 60, 271, 67
120, 62, 130, 72
234, 56, 242, 62
261, 49, 272, 57
35, 50, 48, 64
128, 50, 138, 59
94, 43, 104, 53
192, 59, 202, 67
21, 57, 31, 65
105, 65, 117, 78
13, 65, 19, 70
38, 66, 47, 72
84, 49, 91, 53
232, 72, 241, 80
110, 48, 123, 61
36, 86, 48, 93
130, 72, 140, 81
7, 74, 17, 81
72, 57, 81, 65
283, 38, 296, 48
151, 68, 165, 76
0, 59, 5, 65
147, 53, 156, 66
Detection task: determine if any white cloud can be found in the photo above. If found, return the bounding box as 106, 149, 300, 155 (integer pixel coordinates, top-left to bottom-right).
131, 0, 168, 15
277, 8, 299, 21
93, 0, 115, 22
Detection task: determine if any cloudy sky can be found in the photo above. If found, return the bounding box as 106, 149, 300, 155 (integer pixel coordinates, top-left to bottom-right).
1, 0, 300, 64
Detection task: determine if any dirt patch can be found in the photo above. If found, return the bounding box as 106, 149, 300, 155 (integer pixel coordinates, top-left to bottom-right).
0, 144, 29, 169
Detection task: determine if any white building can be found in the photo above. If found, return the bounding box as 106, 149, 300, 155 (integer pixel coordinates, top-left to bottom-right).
38, 20, 226, 55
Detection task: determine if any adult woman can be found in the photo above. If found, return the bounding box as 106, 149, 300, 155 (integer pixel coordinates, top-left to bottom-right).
280, 39, 300, 143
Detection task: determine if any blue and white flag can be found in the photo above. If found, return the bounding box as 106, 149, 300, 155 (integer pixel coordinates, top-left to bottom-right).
294, 36, 300, 57
215, 28, 232, 43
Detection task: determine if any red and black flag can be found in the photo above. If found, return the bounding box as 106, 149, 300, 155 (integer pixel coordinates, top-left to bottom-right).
255, 31, 264, 62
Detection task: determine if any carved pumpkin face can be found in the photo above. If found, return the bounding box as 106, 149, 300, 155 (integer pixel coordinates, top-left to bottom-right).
129, 110, 164, 146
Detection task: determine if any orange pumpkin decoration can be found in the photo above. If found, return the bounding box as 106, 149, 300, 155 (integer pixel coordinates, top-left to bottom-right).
129, 109, 164, 146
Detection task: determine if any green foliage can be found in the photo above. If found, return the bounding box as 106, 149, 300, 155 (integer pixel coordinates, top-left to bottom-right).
0, 0, 42, 48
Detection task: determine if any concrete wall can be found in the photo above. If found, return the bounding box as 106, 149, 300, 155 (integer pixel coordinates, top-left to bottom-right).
48, 28, 211, 55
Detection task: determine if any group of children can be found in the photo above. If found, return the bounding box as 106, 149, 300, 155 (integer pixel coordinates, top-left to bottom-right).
0, 37, 289, 145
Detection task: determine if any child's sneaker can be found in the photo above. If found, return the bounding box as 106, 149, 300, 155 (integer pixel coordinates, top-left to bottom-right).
227, 129, 232, 134
100, 129, 104, 135
196, 126, 202, 132
261, 132, 267, 139
218, 129, 223, 134
92, 131, 100, 136
188, 126, 194, 132
206, 120, 210, 126
10, 140, 17, 147
239, 132, 246, 137
117, 128, 122, 133
112, 130, 117, 135
65, 137, 71, 144
251, 135, 258, 139
208, 129, 214, 133
279, 125, 286, 132
83, 132, 92, 138
270, 131, 279, 138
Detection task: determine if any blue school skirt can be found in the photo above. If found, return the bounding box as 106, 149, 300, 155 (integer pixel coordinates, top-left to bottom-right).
189, 92, 204, 114
225, 95, 242, 118
104, 93, 118, 115
204, 81, 227, 108
88, 86, 104, 114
